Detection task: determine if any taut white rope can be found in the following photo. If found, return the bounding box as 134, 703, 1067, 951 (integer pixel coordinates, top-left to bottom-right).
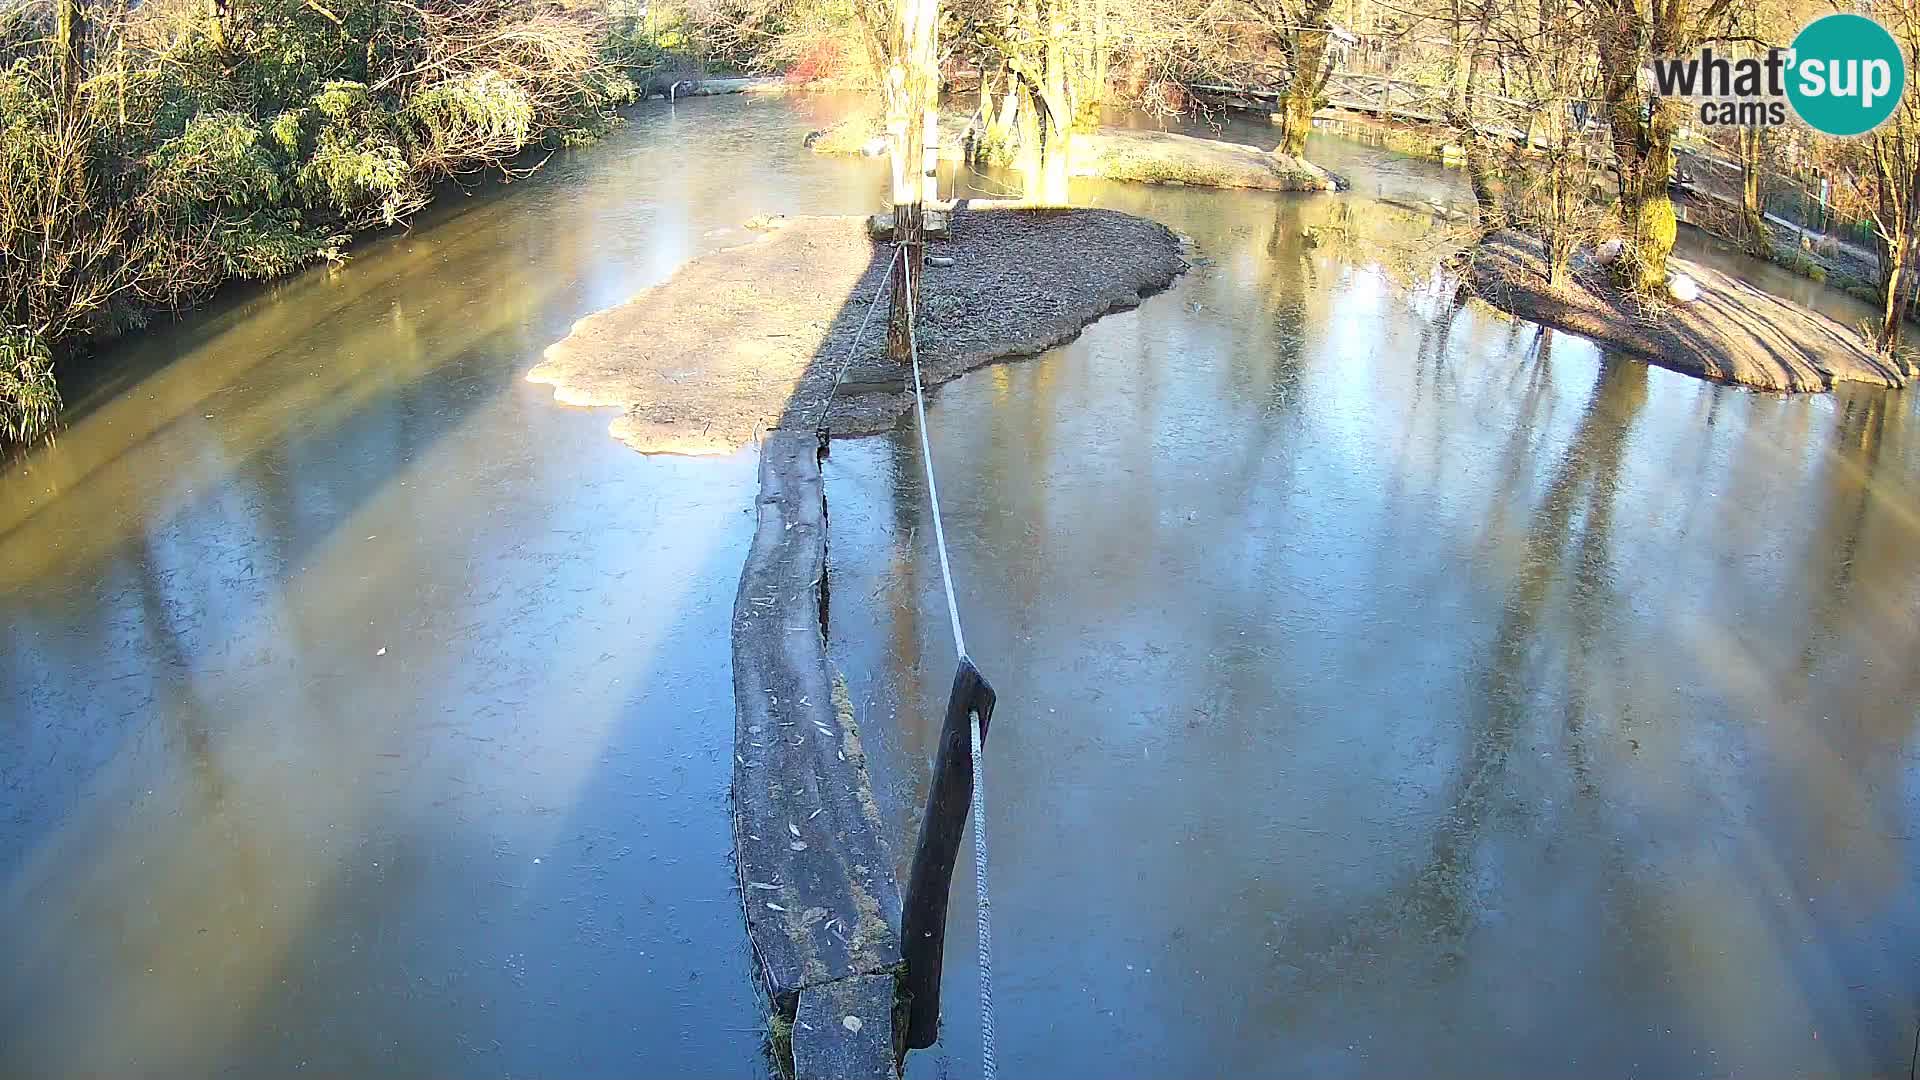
901, 251, 994, 1080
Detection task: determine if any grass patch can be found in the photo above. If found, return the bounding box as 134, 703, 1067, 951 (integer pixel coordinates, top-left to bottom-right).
767, 1011, 796, 1079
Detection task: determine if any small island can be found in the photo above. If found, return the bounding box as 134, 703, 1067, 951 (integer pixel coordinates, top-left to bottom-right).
527, 207, 1188, 454
808, 114, 1340, 193
1072, 128, 1340, 191
1470, 230, 1913, 393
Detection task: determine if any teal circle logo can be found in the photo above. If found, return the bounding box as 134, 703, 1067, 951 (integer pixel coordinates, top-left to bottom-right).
1787, 14, 1906, 136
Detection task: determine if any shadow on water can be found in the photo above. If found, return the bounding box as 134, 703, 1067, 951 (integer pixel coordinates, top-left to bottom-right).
1233, 354, 1653, 1064
819, 135, 1920, 1080
0, 93, 903, 1078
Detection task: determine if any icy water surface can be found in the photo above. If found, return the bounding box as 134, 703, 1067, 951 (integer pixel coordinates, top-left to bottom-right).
0, 94, 879, 1078
4, 92, 1915, 1079
826, 121, 1920, 1079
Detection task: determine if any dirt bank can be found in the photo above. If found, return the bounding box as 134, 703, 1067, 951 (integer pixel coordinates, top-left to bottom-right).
1469, 230, 1913, 392
528, 207, 1189, 453
1072, 128, 1340, 191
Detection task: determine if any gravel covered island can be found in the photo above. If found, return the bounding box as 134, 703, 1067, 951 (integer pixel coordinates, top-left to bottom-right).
528, 206, 1189, 454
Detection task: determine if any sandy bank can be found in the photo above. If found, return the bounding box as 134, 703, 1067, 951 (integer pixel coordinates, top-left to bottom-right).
1071, 128, 1340, 191
1470, 230, 1912, 392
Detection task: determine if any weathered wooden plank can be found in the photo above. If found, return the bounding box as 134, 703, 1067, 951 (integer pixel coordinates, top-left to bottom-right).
792, 975, 899, 1080
900, 659, 997, 1049
731, 429, 904, 1011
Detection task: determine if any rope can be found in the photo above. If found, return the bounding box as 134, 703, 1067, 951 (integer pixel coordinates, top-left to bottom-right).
968, 705, 997, 1080
811, 244, 905, 434
901, 254, 968, 662
901, 250, 994, 1080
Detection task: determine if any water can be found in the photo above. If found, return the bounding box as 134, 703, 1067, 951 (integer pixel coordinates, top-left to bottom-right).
0, 95, 874, 1078
827, 120, 1920, 1078
3, 95, 1915, 1078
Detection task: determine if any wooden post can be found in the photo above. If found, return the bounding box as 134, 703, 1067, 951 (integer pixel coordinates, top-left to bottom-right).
886, 0, 939, 366
901, 658, 997, 1050
923, 104, 940, 207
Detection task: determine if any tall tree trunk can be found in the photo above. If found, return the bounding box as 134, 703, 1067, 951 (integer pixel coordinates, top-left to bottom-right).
207, 0, 231, 51
1602, 90, 1678, 292
1879, 237, 1908, 355
970, 67, 1004, 164
1276, 17, 1331, 159
1012, 76, 1070, 205
54, 0, 87, 108
1446, 0, 1500, 225
1093, 0, 1108, 105
1595, 3, 1698, 294
1004, 1, 1072, 205
923, 104, 939, 206
1460, 83, 1501, 222
1016, 83, 1042, 191
1444, 0, 1470, 109
1038, 14, 1070, 203
989, 83, 1019, 162
886, 0, 938, 364
1870, 127, 1918, 356
1739, 125, 1770, 258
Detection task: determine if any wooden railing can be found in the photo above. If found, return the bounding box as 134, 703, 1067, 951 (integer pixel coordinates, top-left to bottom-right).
1192, 73, 1604, 147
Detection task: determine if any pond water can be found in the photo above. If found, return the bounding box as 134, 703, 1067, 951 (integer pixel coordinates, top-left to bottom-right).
1, 93, 1914, 1079
827, 117, 1920, 1078
0, 95, 879, 1078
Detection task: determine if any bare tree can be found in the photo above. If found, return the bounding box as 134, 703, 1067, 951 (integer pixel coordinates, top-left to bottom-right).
1828, 0, 1920, 354
1737, 124, 1771, 256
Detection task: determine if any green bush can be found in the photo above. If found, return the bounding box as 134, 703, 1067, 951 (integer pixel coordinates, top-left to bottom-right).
0, 0, 649, 444
559, 66, 641, 145
295, 81, 423, 226
0, 332, 59, 444
145, 112, 287, 211
269, 107, 311, 159
217, 210, 343, 280
0, 62, 136, 341
605, 22, 682, 73
405, 69, 536, 176
1775, 249, 1815, 276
